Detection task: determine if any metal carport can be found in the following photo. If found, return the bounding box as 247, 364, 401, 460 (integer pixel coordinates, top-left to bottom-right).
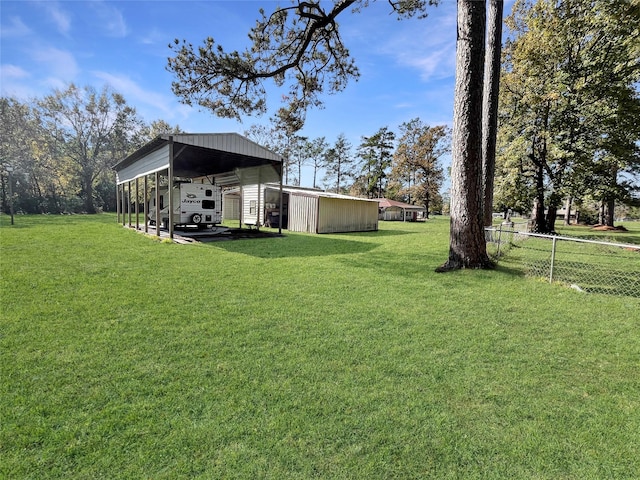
113, 133, 283, 239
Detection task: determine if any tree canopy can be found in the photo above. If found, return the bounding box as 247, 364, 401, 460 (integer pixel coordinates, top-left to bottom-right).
1, 85, 181, 214
496, 0, 640, 232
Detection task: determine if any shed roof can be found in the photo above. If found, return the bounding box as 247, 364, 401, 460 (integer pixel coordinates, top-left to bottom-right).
377, 198, 426, 211
113, 133, 283, 186
263, 184, 378, 203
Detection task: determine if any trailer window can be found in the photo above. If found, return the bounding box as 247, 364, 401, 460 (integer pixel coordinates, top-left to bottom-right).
202, 200, 215, 209
205, 189, 212, 197
249, 200, 256, 214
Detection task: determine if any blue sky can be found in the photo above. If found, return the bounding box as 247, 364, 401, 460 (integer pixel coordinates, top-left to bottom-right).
1, 0, 514, 188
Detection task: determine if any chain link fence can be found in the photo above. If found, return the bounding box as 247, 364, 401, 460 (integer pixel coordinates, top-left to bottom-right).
485, 224, 640, 298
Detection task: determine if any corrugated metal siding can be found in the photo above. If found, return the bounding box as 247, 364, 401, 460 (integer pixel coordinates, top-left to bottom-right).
223, 196, 240, 221
288, 194, 319, 233
317, 197, 379, 234
116, 145, 169, 184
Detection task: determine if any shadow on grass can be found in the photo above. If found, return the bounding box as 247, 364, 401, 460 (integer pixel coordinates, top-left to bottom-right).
340, 228, 416, 238
208, 233, 380, 258
494, 263, 527, 278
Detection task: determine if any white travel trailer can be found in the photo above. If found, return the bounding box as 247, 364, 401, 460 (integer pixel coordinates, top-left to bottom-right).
149, 182, 223, 229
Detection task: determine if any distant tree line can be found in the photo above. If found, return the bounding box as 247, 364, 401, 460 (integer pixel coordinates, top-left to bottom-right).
244, 117, 450, 217
1, 84, 181, 215
0, 82, 449, 218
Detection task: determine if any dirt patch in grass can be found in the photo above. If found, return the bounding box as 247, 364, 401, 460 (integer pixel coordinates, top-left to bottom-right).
591, 224, 628, 232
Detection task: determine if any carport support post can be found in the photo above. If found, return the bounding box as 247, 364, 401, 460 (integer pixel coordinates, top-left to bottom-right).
121, 184, 126, 226
116, 183, 121, 223
135, 177, 140, 230
239, 185, 243, 229
278, 173, 283, 234
154, 171, 160, 237
168, 136, 174, 240
143, 175, 148, 233
256, 172, 262, 230
127, 181, 132, 227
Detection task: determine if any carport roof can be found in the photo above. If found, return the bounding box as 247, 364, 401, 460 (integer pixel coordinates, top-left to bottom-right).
113, 133, 283, 186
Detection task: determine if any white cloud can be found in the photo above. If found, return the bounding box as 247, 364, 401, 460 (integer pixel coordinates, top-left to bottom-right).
1, 64, 30, 79
140, 28, 165, 46
0, 16, 31, 38
378, 7, 457, 82
90, 2, 128, 38
92, 71, 173, 116
39, 1, 72, 36
31, 46, 79, 80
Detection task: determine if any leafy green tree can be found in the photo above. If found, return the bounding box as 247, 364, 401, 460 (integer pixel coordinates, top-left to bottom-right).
37, 84, 144, 213
498, 0, 640, 232
323, 133, 353, 193
1, 97, 75, 213
305, 136, 328, 189
357, 127, 396, 198
392, 119, 448, 218
143, 119, 184, 140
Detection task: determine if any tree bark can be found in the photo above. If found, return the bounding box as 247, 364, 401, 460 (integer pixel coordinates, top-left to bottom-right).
437, 0, 493, 271
482, 0, 503, 227
606, 198, 615, 226
82, 173, 96, 214
564, 196, 572, 226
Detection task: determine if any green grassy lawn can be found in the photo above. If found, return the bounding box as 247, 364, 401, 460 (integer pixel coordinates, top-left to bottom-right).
2, 214, 639, 479
488, 221, 640, 296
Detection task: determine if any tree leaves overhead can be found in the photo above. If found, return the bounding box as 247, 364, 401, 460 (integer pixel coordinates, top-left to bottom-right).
167, 0, 438, 122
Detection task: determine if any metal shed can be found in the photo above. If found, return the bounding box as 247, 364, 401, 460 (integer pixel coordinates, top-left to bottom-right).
226, 184, 379, 234
113, 133, 283, 238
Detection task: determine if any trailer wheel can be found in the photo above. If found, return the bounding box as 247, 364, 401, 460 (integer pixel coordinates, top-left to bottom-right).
191, 213, 202, 224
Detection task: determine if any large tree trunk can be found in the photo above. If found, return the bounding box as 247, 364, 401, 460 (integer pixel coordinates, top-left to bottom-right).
605, 198, 615, 226
531, 160, 546, 233
437, 0, 493, 272
82, 174, 96, 214
544, 192, 561, 233
482, 0, 504, 227
564, 196, 572, 226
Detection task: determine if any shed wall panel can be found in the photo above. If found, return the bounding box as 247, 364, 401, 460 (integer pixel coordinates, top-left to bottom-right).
224, 196, 240, 221
288, 194, 319, 233
317, 197, 378, 233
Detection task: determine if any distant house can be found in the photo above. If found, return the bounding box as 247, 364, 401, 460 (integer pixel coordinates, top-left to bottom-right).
224, 184, 379, 234
377, 198, 426, 221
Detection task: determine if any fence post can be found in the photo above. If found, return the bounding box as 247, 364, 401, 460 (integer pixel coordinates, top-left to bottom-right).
496, 224, 503, 258
549, 236, 557, 283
